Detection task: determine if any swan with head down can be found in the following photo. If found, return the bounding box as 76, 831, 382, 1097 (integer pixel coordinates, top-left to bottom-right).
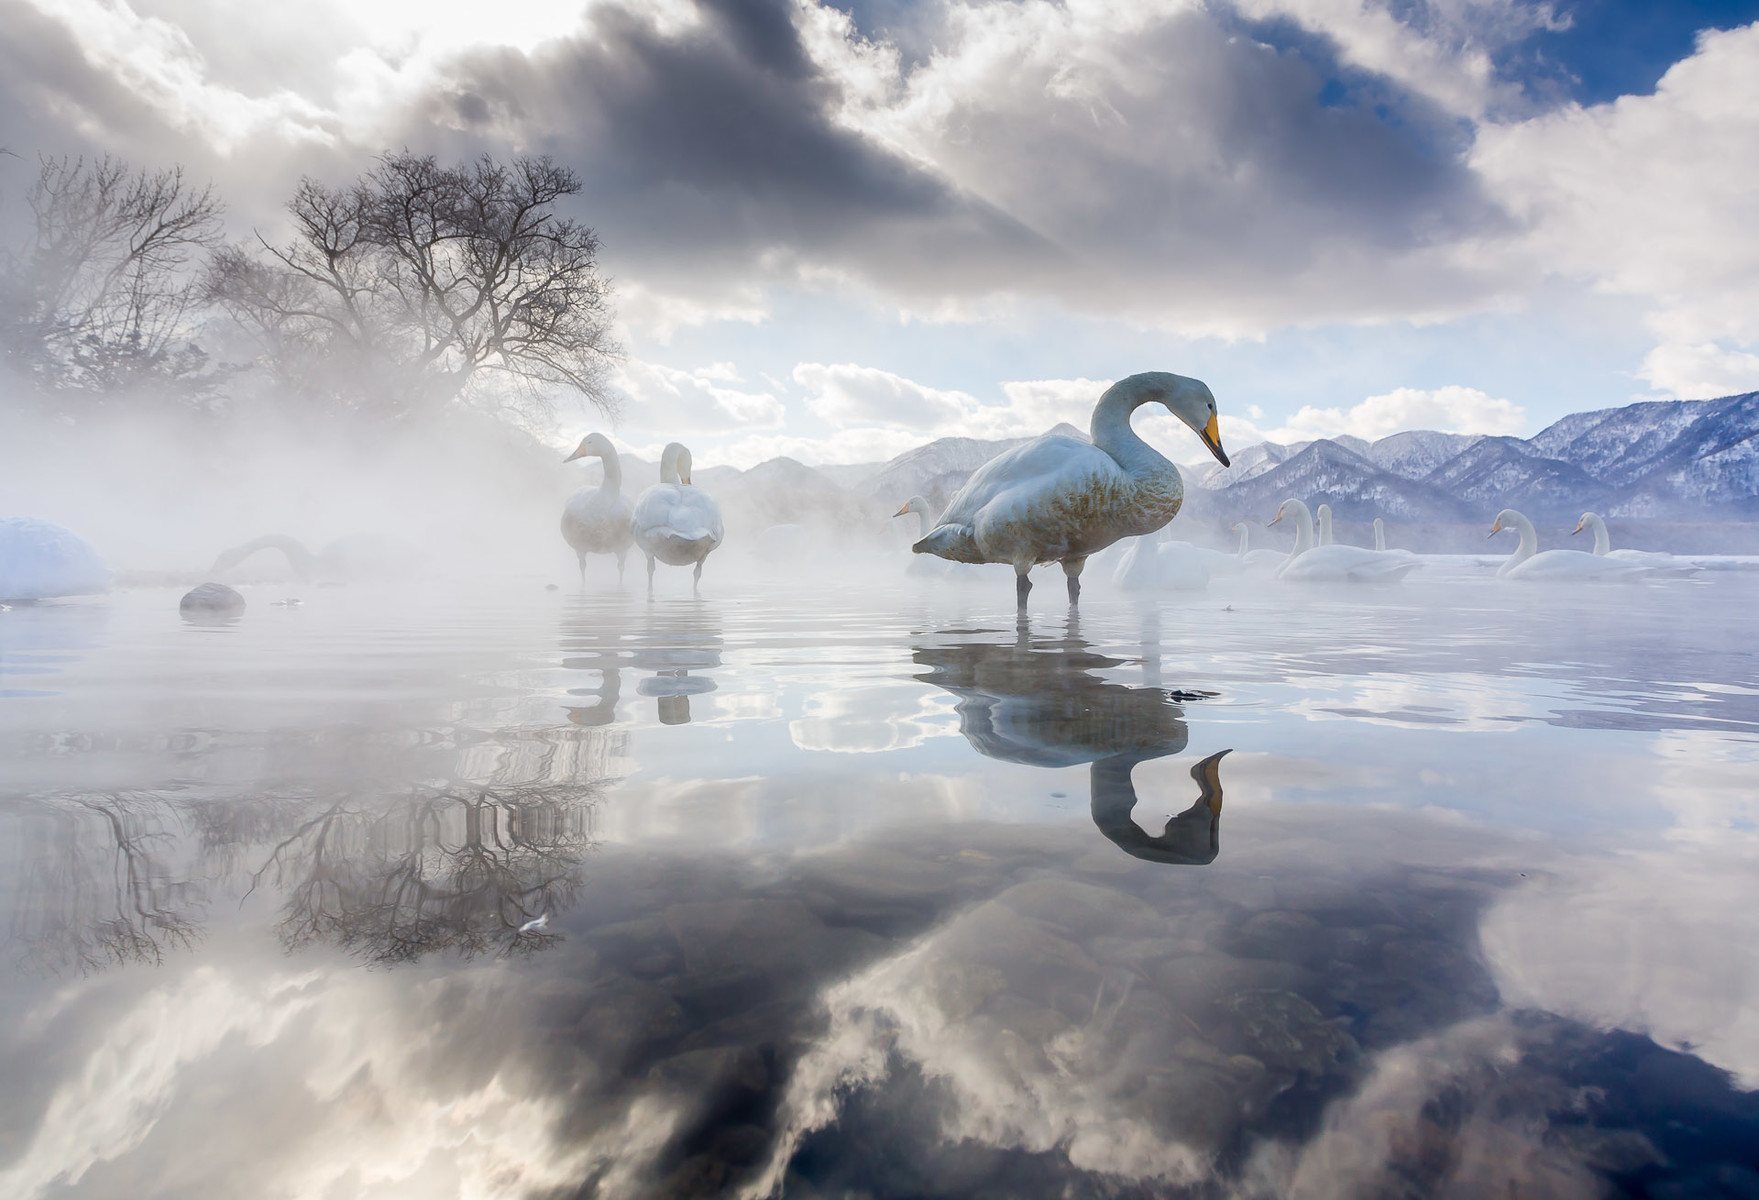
913, 371, 1229, 607
561, 432, 635, 585
632, 442, 724, 593
1268, 499, 1418, 583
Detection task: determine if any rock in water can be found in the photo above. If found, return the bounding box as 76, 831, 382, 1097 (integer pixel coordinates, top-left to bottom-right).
180, 582, 246, 617
0, 517, 112, 600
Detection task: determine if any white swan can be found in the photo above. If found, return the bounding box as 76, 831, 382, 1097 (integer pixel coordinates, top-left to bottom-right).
1230, 522, 1285, 570
894, 496, 955, 577
1269, 499, 1418, 583
1572, 512, 1676, 567
1112, 535, 1209, 592
1489, 509, 1651, 581
0, 517, 111, 600
1316, 503, 1334, 546
212, 533, 420, 582
561, 432, 635, 584
1372, 518, 1419, 560
632, 443, 724, 592
914, 371, 1229, 606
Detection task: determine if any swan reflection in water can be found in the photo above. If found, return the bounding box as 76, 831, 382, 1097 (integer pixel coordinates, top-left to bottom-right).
560, 598, 719, 725
914, 611, 1229, 864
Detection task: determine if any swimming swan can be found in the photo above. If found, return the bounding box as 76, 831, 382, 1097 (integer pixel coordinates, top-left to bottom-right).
913, 371, 1229, 607
1112, 536, 1210, 592
0, 517, 111, 600
1489, 509, 1650, 581
212, 533, 419, 582
1269, 499, 1418, 583
632, 443, 724, 592
561, 432, 636, 584
1572, 512, 1676, 567
1230, 522, 1285, 570
1316, 503, 1334, 546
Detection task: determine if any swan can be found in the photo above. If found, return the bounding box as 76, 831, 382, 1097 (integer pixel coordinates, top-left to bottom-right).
561, 432, 635, 584
1112, 535, 1209, 592
1572, 512, 1676, 567
1489, 509, 1651, 581
1372, 518, 1419, 560
632, 442, 723, 592
0, 518, 111, 600
1230, 522, 1285, 570
914, 371, 1229, 606
1268, 499, 1419, 583
212, 533, 420, 582
1316, 503, 1334, 546
894, 496, 955, 577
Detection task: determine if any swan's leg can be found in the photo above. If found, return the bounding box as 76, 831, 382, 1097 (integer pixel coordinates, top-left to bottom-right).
1015, 568, 1032, 609
692, 559, 703, 594
576, 552, 587, 588
616, 549, 627, 585
646, 554, 656, 598
1064, 557, 1086, 604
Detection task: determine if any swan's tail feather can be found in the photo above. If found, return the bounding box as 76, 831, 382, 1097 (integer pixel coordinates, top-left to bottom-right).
914, 524, 982, 564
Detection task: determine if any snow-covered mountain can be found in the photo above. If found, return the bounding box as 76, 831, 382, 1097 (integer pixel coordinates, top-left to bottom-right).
858, 424, 1086, 508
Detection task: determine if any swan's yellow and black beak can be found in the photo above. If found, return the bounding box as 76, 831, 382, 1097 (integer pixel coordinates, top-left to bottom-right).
1571, 520, 1585, 535
1200, 412, 1229, 467
893, 503, 911, 518
1487, 518, 1503, 539
1267, 505, 1284, 528
563, 447, 585, 462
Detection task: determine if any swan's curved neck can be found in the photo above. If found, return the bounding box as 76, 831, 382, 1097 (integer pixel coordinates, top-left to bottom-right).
1586, 514, 1609, 555
1374, 519, 1385, 551
1317, 506, 1333, 545
915, 508, 930, 540
1282, 502, 1314, 560
1499, 511, 1538, 574
659, 446, 681, 485
1091, 383, 1172, 475
223, 534, 319, 578
594, 445, 622, 493
1236, 525, 1249, 556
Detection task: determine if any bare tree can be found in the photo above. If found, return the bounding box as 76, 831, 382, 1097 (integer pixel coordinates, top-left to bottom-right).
210, 152, 621, 424
0, 155, 224, 405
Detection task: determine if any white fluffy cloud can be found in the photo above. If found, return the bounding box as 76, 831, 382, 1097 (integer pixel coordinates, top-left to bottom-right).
613, 360, 784, 431
1637, 343, 1759, 400
792, 362, 979, 430
1272, 385, 1527, 442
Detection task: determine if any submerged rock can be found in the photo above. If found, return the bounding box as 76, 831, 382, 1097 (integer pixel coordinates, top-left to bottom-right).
180, 582, 246, 617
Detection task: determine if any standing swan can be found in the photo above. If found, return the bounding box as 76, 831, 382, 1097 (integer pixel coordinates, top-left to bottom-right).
914, 371, 1229, 607
1269, 499, 1418, 583
632, 443, 723, 594
1489, 509, 1648, 581
561, 433, 635, 585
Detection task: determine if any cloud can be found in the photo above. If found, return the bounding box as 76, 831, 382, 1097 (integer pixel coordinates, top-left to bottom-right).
1271, 385, 1526, 442
613, 359, 785, 431
1636, 342, 1759, 400
792, 361, 977, 429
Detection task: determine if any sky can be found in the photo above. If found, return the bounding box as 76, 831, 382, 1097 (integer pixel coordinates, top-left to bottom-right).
2, 0, 1757, 468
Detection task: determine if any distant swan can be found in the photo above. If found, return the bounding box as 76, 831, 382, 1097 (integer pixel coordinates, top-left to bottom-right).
914, 371, 1230, 607
0, 517, 111, 600
212, 533, 418, 582
632, 443, 723, 592
894, 496, 954, 577
1112, 536, 1209, 592
1269, 499, 1418, 583
1373, 518, 1419, 560
1489, 509, 1650, 581
561, 432, 635, 584
1230, 522, 1285, 570
1316, 503, 1334, 546
1572, 512, 1675, 567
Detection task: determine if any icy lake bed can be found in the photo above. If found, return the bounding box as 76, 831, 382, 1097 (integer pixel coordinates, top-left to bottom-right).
2, 567, 1758, 1198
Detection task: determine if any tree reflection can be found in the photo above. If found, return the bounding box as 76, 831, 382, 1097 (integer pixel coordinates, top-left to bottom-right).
248, 780, 601, 964
914, 611, 1230, 865
6, 791, 205, 973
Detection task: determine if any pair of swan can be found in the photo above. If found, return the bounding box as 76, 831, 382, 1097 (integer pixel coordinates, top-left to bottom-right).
1489, 509, 1653, 581
1268, 499, 1419, 583
564, 437, 723, 591
0, 517, 111, 600
912, 371, 1230, 606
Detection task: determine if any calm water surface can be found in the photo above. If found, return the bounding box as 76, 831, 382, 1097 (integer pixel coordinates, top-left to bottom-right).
3, 566, 1758, 1198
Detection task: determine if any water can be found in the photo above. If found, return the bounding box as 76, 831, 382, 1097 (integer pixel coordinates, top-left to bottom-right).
3, 565, 1758, 1198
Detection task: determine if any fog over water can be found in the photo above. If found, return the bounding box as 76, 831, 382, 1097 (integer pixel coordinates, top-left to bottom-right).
2, 550, 1757, 1197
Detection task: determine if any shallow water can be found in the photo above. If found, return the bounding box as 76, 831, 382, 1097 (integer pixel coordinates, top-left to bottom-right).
3, 564, 1759, 1198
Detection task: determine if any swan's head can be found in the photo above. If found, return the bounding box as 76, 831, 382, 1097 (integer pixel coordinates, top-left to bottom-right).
1571, 511, 1599, 536
1488, 508, 1521, 539
1115, 371, 1229, 467
893, 495, 930, 518
1267, 497, 1310, 528
659, 442, 693, 485
563, 432, 615, 463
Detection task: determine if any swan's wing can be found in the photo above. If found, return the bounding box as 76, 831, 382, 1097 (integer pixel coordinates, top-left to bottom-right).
938, 435, 1114, 528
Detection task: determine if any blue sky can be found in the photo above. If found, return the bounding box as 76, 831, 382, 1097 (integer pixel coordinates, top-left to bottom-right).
3, 0, 1757, 465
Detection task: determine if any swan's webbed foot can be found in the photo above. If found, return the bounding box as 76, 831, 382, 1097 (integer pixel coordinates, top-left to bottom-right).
1015, 571, 1032, 609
